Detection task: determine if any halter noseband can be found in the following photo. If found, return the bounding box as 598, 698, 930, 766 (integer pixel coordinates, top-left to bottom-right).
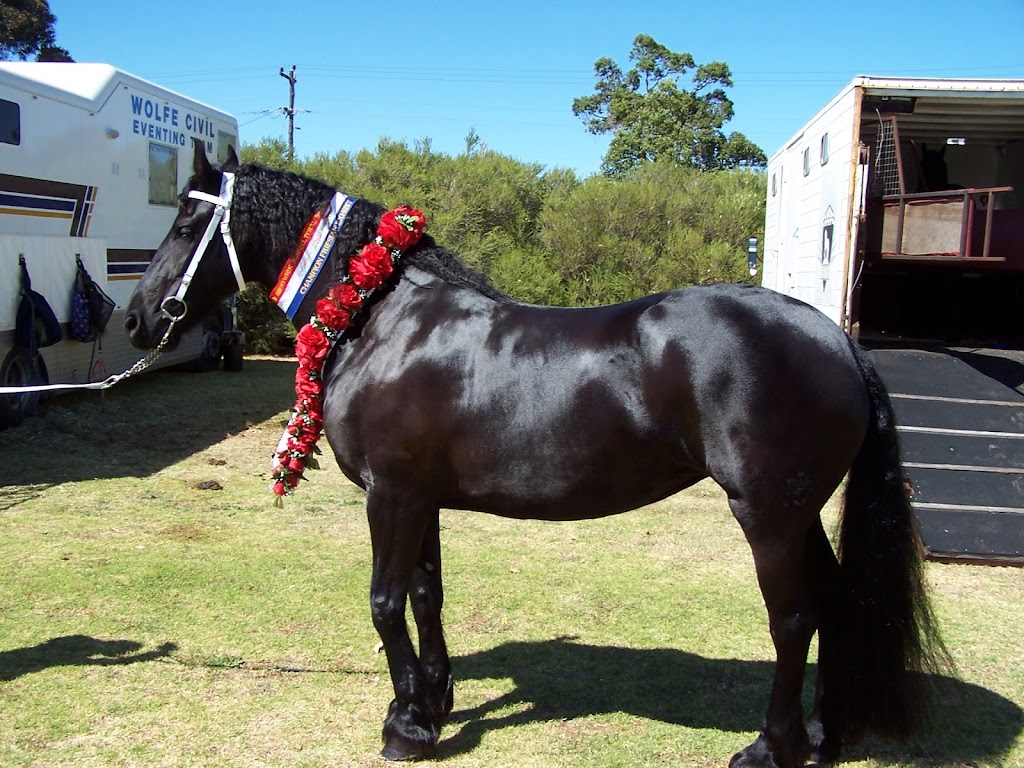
160, 171, 246, 322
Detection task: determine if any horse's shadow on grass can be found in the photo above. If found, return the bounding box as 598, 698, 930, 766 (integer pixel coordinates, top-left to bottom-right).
442, 636, 1023, 766
0, 634, 177, 682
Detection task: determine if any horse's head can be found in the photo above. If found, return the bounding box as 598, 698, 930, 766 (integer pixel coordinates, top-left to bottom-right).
124, 139, 243, 350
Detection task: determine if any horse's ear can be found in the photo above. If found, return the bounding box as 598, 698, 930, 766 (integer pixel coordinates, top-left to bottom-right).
192, 138, 215, 180
222, 145, 240, 172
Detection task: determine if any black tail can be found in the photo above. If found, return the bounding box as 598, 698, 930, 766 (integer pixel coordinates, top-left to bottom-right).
837, 342, 951, 743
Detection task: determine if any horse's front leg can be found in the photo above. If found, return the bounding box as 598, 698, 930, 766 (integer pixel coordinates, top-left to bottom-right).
367, 488, 447, 761
409, 515, 453, 723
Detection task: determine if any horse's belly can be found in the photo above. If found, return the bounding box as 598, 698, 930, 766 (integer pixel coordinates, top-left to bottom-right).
446, 438, 706, 521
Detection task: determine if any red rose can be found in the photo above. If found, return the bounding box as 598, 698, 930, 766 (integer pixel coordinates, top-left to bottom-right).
295, 434, 319, 455
295, 369, 322, 398
301, 395, 324, 416
301, 407, 324, 431
315, 297, 351, 331
330, 282, 363, 312
349, 243, 393, 291
295, 323, 330, 366
378, 206, 427, 250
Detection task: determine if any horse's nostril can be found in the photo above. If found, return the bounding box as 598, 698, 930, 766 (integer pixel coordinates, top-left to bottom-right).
123, 310, 139, 335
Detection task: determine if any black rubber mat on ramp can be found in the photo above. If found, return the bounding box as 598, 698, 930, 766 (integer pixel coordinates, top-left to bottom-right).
868, 346, 1024, 566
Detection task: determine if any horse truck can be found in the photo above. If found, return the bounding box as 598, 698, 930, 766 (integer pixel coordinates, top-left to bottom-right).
761, 75, 1024, 565
0, 62, 242, 427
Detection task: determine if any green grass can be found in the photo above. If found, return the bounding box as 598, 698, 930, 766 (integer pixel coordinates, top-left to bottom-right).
1, 359, 1022, 766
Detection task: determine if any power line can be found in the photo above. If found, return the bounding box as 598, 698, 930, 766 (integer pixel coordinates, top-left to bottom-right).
143, 61, 1024, 85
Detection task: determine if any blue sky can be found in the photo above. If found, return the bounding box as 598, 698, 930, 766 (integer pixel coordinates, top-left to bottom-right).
49, 0, 1024, 177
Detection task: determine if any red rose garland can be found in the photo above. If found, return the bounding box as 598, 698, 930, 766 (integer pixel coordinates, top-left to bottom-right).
270, 205, 427, 499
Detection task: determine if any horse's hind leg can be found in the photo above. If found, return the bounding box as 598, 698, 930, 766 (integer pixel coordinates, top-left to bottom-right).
366, 489, 448, 761
409, 515, 453, 722
729, 498, 818, 768
806, 519, 843, 764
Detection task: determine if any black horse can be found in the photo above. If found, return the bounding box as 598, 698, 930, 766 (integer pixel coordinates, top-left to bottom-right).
126, 141, 947, 768
919, 143, 963, 192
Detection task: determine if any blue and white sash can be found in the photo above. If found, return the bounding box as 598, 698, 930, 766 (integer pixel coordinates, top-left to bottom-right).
270, 192, 356, 319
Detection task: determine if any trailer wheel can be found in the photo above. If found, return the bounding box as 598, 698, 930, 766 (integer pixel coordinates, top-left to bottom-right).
222, 340, 244, 372
201, 330, 221, 360
1, 348, 48, 429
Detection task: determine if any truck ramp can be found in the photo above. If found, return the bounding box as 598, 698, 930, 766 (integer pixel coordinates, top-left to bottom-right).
868, 346, 1024, 566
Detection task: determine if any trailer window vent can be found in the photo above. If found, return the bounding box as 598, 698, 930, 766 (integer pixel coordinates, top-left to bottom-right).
0, 98, 20, 146
217, 131, 238, 164
820, 133, 830, 165
863, 95, 916, 114
802, 147, 811, 176
148, 143, 178, 206
945, 137, 967, 146
771, 173, 777, 196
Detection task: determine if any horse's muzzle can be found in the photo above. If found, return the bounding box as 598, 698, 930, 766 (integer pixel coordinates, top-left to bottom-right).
123, 309, 176, 350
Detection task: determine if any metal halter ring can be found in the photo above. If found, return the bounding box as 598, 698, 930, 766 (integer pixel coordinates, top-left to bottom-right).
160, 295, 188, 322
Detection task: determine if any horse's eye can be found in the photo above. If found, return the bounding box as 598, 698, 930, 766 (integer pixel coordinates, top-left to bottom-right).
177, 225, 193, 238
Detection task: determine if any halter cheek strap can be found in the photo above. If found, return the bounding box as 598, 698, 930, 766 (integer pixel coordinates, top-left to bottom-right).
161, 171, 246, 321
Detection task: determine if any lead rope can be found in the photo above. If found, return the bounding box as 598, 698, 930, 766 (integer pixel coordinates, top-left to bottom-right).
0, 319, 177, 394
96, 319, 177, 387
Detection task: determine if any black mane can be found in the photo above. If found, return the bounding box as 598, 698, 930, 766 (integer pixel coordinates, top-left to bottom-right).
407, 241, 515, 304
232, 163, 514, 304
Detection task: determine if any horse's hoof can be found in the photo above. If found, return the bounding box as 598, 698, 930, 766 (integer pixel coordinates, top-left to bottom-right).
381, 700, 439, 762
730, 732, 807, 768
380, 740, 428, 762
809, 736, 841, 765
730, 740, 781, 768
380, 727, 435, 762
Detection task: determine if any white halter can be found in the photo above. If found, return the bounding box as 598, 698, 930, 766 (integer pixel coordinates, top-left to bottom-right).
160, 171, 246, 321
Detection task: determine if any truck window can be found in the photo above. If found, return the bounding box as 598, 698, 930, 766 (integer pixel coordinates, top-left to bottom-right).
0, 98, 20, 145
217, 131, 238, 164
149, 143, 178, 206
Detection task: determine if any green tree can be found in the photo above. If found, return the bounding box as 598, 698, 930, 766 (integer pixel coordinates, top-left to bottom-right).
572, 34, 764, 175
537, 162, 765, 305
240, 136, 297, 171
0, 0, 72, 61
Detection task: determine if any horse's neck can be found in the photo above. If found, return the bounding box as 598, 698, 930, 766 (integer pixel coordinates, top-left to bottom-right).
238, 174, 332, 290
365, 260, 498, 330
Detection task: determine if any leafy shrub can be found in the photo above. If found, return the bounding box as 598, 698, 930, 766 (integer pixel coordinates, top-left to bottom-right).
234, 140, 765, 352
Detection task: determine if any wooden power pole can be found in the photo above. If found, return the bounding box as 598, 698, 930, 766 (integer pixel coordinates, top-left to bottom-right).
279, 65, 297, 160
